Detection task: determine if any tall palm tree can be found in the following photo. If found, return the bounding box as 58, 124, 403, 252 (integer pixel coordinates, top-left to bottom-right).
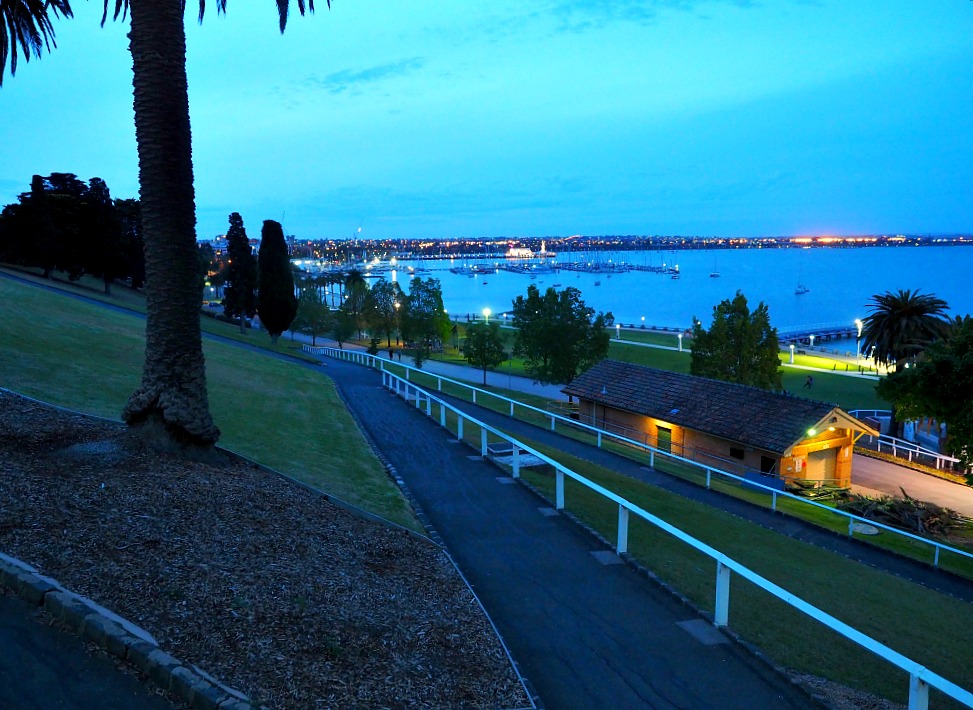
4, 0, 326, 449
861, 289, 949, 438
860, 289, 950, 373
0, 0, 73, 86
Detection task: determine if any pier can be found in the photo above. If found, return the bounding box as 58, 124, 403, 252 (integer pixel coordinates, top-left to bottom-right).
777, 323, 859, 344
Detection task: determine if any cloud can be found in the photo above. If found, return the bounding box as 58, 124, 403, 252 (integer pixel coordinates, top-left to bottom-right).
310, 57, 425, 96
547, 0, 761, 32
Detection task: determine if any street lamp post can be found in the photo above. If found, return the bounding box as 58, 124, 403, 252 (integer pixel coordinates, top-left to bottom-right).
809, 334, 815, 348
677, 333, 683, 352
641, 316, 645, 328
855, 318, 863, 365
483, 307, 491, 323
615, 324, 620, 340
789, 343, 795, 364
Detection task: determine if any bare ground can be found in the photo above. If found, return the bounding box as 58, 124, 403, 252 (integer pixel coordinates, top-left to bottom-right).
0, 390, 530, 709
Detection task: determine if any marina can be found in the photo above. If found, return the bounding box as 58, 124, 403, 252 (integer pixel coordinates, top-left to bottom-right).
295, 245, 973, 336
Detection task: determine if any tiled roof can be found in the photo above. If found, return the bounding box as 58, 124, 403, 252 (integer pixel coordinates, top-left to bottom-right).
562, 360, 839, 454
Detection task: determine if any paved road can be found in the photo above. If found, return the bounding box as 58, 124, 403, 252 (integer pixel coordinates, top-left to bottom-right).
0, 593, 174, 710
326, 357, 813, 709
852, 454, 973, 517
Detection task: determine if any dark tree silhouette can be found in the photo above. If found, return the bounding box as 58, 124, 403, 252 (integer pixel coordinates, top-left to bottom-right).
222, 212, 257, 334
256, 220, 297, 344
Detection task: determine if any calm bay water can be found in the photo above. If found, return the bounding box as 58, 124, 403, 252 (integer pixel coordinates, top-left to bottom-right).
387, 246, 973, 333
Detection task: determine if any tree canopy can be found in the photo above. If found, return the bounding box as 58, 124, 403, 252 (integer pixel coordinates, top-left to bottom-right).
365, 277, 403, 347
292, 276, 332, 346
511, 285, 612, 385
256, 220, 298, 343
878, 315, 973, 471
0, 172, 143, 291
464, 321, 507, 385
690, 291, 781, 390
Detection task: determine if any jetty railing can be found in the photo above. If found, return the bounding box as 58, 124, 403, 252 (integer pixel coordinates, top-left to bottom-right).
377, 366, 971, 710
307, 345, 973, 571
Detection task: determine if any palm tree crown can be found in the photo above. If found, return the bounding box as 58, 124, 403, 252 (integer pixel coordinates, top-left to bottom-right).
1, 0, 73, 85
860, 289, 950, 372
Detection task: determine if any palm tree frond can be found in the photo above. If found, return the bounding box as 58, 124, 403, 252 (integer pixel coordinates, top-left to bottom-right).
1, 0, 72, 85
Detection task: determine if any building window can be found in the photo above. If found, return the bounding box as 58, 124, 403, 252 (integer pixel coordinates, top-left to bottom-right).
729, 447, 745, 460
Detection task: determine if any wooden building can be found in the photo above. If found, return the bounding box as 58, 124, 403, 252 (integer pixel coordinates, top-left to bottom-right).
562, 360, 878, 489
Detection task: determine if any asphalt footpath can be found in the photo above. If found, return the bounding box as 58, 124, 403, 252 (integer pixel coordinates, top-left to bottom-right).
0, 592, 175, 710
324, 356, 815, 710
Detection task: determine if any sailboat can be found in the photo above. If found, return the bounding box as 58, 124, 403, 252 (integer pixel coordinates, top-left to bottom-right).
710, 255, 720, 278
795, 252, 810, 294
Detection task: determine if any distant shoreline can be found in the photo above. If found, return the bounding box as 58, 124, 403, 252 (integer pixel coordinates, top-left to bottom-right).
278, 234, 973, 261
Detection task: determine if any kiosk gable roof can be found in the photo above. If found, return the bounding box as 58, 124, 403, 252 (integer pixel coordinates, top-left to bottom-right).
562, 360, 843, 454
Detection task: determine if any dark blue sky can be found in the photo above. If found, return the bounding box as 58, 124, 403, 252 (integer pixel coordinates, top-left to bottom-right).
2, 1, 971, 240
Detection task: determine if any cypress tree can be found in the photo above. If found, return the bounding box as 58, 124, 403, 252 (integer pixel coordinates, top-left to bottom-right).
257, 220, 298, 344
222, 212, 257, 333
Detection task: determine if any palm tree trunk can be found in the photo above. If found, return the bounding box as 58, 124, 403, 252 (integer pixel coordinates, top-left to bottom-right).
122, 0, 220, 447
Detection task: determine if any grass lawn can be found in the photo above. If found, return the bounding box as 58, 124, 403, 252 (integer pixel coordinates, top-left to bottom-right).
0, 274, 421, 531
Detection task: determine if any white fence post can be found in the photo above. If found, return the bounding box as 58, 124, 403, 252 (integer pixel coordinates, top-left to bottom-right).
457, 416, 464, 441
510, 402, 515, 417
556, 470, 565, 510
597, 431, 602, 448
909, 674, 929, 710
617, 506, 630, 555
426, 397, 432, 417
437, 377, 442, 391
706, 468, 712, 489
551, 415, 556, 431
714, 561, 731, 628
473, 390, 477, 404
406, 369, 410, 381
481, 429, 488, 457
649, 450, 655, 468
772, 491, 778, 512
512, 447, 520, 478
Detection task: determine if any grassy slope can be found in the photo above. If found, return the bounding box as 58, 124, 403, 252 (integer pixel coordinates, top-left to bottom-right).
0, 275, 420, 531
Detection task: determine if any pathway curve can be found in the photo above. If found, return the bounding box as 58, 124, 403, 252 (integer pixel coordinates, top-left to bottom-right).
324, 356, 813, 709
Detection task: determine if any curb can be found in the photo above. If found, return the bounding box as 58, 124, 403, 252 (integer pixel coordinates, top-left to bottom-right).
0, 552, 257, 710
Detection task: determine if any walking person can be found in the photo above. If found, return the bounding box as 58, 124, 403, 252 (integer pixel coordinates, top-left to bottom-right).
804, 375, 813, 389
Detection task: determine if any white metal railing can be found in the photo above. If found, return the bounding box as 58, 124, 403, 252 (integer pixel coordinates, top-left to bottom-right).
307, 345, 973, 570
377, 368, 972, 710
849, 410, 962, 471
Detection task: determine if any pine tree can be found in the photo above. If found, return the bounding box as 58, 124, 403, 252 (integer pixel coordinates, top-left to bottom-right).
222, 212, 257, 333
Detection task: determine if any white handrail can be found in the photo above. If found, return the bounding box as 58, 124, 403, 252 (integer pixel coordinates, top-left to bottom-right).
307, 345, 973, 569
379, 368, 972, 710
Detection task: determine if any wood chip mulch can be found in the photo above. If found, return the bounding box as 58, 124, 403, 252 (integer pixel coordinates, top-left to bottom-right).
0, 391, 530, 709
